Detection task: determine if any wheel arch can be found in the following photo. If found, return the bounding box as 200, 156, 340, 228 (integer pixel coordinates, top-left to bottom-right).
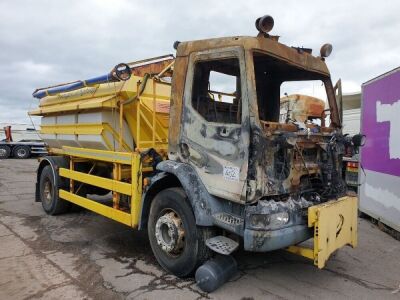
138, 160, 223, 230
138, 172, 181, 230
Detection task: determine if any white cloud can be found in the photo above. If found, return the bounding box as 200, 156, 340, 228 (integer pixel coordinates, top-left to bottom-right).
15, 61, 54, 76
0, 0, 399, 124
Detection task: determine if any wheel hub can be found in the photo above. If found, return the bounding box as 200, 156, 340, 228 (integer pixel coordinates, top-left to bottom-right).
43, 180, 52, 205
17, 148, 26, 156
0, 149, 6, 156
155, 210, 185, 255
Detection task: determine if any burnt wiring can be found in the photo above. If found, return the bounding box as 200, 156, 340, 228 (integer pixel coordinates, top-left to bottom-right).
140, 148, 163, 171
294, 143, 312, 187
318, 134, 346, 199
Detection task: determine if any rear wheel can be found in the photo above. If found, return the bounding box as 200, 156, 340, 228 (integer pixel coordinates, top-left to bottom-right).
0, 145, 11, 159
148, 187, 213, 277
13, 145, 31, 159
40, 165, 70, 215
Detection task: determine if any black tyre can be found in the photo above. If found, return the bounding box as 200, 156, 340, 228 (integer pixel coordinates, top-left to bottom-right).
148, 187, 213, 277
13, 145, 31, 159
0, 145, 11, 159
39, 165, 70, 215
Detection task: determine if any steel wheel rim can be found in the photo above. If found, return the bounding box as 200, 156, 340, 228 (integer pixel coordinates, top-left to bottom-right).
17, 148, 26, 157
43, 180, 52, 206
155, 208, 185, 256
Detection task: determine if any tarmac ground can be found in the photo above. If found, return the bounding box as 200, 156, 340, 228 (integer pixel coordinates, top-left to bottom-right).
0, 158, 399, 299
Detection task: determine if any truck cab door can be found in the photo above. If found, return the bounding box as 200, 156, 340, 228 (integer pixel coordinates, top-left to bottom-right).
179, 47, 249, 203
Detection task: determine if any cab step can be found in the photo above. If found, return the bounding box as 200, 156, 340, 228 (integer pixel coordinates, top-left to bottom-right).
206, 235, 239, 255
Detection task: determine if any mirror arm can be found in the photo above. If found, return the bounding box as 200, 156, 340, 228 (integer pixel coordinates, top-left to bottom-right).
324, 79, 341, 128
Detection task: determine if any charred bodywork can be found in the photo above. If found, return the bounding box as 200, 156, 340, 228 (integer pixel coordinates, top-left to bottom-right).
163, 29, 347, 251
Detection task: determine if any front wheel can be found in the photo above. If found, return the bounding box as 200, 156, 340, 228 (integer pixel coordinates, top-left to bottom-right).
148, 187, 213, 277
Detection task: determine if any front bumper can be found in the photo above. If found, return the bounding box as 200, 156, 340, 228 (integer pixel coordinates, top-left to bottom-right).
244, 224, 312, 252
243, 196, 358, 268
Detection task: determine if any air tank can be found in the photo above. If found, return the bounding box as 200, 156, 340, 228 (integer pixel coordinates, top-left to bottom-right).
195, 255, 238, 293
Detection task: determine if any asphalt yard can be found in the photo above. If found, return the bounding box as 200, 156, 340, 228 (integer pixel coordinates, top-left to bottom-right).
0, 158, 399, 299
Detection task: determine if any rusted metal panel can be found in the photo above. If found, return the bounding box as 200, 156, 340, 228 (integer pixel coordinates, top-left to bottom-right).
131, 59, 175, 77
324, 78, 341, 127
176, 36, 330, 77
168, 56, 188, 158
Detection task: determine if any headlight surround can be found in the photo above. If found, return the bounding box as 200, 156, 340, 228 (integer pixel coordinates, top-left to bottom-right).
249, 212, 290, 230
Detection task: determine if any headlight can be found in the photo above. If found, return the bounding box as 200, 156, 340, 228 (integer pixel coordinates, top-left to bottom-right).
250, 212, 290, 229
270, 212, 290, 227
250, 214, 271, 228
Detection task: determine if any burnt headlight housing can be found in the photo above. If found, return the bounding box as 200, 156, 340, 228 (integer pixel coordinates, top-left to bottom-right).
250, 212, 290, 230
250, 214, 270, 228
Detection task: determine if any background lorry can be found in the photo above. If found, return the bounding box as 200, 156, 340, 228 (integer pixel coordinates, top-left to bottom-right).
29, 16, 359, 291
340, 93, 362, 191
359, 67, 400, 235
0, 125, 47, 159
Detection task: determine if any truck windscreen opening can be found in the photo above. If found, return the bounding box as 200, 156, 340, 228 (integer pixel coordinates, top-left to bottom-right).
253, 52, 328, 124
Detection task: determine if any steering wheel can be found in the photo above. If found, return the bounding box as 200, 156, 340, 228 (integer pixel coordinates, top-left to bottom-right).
113, 63, 132, 81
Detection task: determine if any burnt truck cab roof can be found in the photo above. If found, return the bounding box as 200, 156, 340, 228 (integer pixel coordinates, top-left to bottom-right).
176, 35, 330, 76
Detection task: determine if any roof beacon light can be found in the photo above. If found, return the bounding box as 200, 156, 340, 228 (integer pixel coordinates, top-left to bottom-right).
255, 15, 274, 34
320, 43, 333, 58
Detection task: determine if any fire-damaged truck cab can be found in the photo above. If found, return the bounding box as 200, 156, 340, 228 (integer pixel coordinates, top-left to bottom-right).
163, 16, 356, 262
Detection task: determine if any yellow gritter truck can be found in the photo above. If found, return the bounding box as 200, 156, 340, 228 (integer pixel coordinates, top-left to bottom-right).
29, 15, 360, 289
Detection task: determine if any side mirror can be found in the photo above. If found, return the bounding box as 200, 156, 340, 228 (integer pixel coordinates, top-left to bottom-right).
352, 134, 366, 147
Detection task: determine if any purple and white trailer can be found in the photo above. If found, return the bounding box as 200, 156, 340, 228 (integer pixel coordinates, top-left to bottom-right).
360, 67, 400, 232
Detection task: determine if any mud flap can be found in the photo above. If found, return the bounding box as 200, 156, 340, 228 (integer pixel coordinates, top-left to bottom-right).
286, 196, 358, 268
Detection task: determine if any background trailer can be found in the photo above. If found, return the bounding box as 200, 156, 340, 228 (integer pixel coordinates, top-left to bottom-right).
359, 67, 400, 232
